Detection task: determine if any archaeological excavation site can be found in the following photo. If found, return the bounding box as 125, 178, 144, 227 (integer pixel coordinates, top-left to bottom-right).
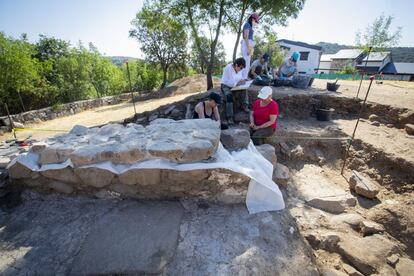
0, 80, 413, 275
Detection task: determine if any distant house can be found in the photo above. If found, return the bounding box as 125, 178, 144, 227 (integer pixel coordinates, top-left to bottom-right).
318, 54, 335, 74
381, 62, 414, 81
329, 49, 364, 71
356, 52, 391, 74
277, 39, 322, 75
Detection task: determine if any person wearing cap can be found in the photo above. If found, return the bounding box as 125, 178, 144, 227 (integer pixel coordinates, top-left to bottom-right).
241, 12, 259, 80
193, 92, 221, 123
250, 86, 279, 145
221, 57, 246, 124
249, 53, 270, 79
274, 51, 299, 79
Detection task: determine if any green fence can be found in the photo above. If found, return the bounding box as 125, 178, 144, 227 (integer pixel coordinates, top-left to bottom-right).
312, 73, 372, 80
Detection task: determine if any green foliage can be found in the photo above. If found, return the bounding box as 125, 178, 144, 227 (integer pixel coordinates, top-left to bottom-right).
355, 14, 402, 52
224, 0, 305, 60
340, 65, 358, 75
52, 103, 64, 112
0, 33, 127, 115
130, 5, 187, 88
189, 36, 226, 75
122, 60, 163, 92
0, 32, 39, 113
255, 32, 285, 68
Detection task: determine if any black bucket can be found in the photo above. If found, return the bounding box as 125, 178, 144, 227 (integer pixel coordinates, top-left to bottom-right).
327, 82, 340, 91
316, 108, 334, 121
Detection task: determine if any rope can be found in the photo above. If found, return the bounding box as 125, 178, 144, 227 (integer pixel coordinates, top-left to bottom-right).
13, 127, 70, 132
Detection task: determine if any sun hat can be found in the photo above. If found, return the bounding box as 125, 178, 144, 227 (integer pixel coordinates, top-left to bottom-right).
257, 86, 273, 99
292, 52, 300, 62
251, 13, 259, 23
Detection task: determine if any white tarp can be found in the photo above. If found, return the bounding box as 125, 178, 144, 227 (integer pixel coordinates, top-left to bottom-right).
8, 142, 285, 214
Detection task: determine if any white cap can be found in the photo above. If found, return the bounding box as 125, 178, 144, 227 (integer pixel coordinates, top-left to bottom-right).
257, 86, 273, 99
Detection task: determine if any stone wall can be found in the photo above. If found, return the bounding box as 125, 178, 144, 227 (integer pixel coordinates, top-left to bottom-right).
8, 119, 251, 202
0, 93, 135, 127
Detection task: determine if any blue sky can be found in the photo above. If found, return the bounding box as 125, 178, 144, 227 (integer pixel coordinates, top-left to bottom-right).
0, 0, 412, 59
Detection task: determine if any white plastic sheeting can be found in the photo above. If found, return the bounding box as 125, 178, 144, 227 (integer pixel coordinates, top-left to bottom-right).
8, 142, 285, 214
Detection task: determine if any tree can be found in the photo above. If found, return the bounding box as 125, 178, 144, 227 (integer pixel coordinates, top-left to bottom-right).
254, 32, 285, 68
0, 32, 39, 113
189, 36, 226, 75
355, 14, 402, 51
130, 6, 187, 88
225, 0, 305, 61
35, 35, 70, 62
162, 0, 228, 90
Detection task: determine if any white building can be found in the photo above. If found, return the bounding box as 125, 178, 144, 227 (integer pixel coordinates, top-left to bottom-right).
318, 54, 335, 74
277, 39, 322, 75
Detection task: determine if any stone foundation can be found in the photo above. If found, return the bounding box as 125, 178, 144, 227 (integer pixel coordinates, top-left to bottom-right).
7, 119, 250, 202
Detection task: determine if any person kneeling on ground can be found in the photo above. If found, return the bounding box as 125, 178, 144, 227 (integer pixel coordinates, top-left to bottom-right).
273, 52, 299, 79
250, 86, 279, 145
252, 65, 273, 86
193, 92, 221, 124
249, 53, 270, 79
221, 58, 246, 125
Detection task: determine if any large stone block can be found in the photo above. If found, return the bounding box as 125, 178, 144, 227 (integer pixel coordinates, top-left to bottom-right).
118, 169, 161, 186
220, 128, 251, 151
40, 167, 79, 184
74, 167, 115, 188
256, 144, 277, 166
337, 235, 400, 275
349, 171, 380, 199
35, 119, 221, 167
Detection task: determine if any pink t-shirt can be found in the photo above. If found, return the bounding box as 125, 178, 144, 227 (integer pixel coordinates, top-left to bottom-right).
252, 99, 279, 129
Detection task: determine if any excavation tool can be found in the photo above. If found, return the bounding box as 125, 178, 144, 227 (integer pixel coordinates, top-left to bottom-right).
341, 75, 375, 175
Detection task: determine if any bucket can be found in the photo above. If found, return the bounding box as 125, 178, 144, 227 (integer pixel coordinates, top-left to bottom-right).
292, 75, 312, 89
316, 108, 334, 121
327, 82, 340, 91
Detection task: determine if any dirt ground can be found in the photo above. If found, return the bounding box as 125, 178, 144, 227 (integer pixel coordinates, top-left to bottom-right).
312, 79, 414, 110
0, 92, 201, 142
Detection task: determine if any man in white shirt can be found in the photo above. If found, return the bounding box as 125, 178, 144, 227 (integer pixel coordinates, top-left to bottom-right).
221, 57, 246, 124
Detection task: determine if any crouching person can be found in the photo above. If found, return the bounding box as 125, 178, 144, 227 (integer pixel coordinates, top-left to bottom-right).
250, 86, 279, 145
193, 92, 221, 123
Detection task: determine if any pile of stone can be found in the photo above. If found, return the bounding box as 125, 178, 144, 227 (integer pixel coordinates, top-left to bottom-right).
8, 119, 251, 202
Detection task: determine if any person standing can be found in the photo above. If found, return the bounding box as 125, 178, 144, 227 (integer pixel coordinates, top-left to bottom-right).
221, 58, 246, 124
250, 86, 279, 145
241, 12, 259, 80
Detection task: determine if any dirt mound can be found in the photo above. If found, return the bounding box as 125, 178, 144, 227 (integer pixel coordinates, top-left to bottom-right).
158, 74, 220, 98
134, 74, 221, 102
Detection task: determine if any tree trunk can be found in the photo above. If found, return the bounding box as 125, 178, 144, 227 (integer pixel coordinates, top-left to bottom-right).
207, 0, 225, 90
232, 2, 248, 61
161, 67, 168, 89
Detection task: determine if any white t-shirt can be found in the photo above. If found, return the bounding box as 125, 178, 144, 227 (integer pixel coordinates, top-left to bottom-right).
221, 63, 243, 88
250, 59, 268, 71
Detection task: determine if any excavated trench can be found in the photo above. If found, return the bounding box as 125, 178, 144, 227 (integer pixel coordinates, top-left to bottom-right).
127, 87, 414, 273
1, 87, 413, 275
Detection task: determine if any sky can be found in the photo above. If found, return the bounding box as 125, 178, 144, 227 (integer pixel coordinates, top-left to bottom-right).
0, 0, 413, 60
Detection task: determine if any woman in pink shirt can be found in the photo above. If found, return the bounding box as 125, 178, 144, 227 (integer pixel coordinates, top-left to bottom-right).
250, 86, 279, 145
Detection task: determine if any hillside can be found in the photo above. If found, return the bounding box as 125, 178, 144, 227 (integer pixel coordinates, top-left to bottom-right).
109, 56, 140, 66
316, 42, 414, 63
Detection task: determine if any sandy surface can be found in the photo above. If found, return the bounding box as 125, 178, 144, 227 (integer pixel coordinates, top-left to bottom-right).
335, 118, 414, 164
1, 92, 200, 142
312, 79, 414, 110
